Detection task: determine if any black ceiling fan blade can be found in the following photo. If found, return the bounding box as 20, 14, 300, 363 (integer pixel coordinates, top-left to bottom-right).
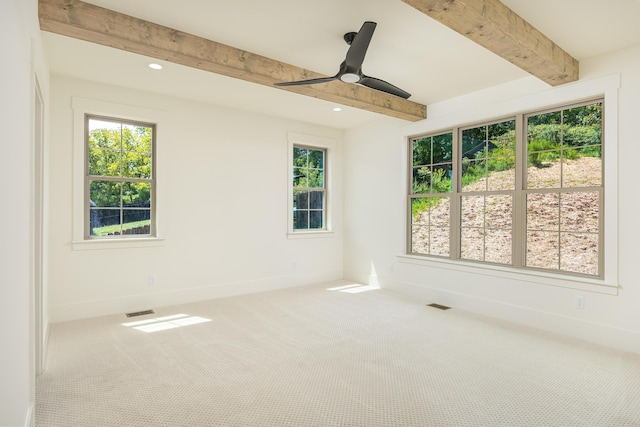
275, 76, 337, 87
359, 75, 411, 99
344, 21, 376, 70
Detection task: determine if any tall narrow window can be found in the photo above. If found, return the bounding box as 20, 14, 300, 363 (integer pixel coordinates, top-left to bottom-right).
86, 115, 155, 238
524, 103, 602, 275
410, 132, 453, 257
459, 120, 516, 265
293, 145, 326, 231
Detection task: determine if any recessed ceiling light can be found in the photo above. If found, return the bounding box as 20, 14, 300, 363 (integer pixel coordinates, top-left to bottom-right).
332, 107, 343, 112
148, 63, 163, 70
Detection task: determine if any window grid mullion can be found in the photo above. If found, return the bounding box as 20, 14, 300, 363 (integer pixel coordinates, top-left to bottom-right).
450, 130, 461, 260
513, 113, 526, 268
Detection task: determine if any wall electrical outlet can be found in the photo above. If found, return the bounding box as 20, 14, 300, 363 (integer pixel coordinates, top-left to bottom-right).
575, 295, 585, 309
148, 275, 156, 286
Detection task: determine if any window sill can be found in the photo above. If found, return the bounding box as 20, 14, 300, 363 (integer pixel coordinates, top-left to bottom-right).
72, 237, 165, 251
397, 254, 619, 295
287, 230, 335, 240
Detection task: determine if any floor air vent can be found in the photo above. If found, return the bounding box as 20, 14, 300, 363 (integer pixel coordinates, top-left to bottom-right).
125, 309, 155, 318
427, 303, 451, 310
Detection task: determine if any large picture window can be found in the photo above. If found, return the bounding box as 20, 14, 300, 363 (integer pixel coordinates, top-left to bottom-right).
409, 99, 603, 277
86, 115, 155, 238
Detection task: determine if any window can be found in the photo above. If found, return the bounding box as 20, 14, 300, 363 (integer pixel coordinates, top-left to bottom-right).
86, 115, 155, 238
292, 145, 326, 231
409, 99, 603, 277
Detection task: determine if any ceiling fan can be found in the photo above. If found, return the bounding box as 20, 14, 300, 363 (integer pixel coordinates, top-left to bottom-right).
275, 21, 411, 99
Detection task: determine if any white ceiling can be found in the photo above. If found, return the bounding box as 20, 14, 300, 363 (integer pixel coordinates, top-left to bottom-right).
42, 0, 640, 129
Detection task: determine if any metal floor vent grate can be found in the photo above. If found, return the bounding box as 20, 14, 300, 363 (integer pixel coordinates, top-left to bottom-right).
427, 303, 451, 310
125, 309, 155, 318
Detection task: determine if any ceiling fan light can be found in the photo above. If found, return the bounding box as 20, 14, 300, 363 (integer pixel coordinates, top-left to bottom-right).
340, 73, 360, 83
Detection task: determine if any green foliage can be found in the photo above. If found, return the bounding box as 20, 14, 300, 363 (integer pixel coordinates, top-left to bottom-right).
293, 146, 324, 188
88, 121, 153, 208
412, 105, 602, 219
411, 197, 446, 221
92, 219, 151, 236
89, 126, 152, 179
413, 133, 453, 166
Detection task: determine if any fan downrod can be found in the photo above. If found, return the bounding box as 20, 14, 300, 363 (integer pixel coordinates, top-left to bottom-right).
343, 32, 357, 45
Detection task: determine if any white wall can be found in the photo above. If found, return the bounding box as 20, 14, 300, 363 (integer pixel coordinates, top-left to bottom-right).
344, 44, 640, 355
48, 76, 344, 322
0, 0, 48, 425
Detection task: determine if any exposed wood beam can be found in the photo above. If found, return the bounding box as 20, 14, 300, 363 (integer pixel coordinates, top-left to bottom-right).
38, 0, 426, 122
401, 0, 579, 86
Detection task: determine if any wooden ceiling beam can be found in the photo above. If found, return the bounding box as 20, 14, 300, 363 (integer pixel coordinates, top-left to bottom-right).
401, 0, 579, 86
38, 0, 426, 122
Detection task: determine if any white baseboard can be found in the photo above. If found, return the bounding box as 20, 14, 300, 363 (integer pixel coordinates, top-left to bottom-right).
50, 270, 342, 323
344, 269, 640, 355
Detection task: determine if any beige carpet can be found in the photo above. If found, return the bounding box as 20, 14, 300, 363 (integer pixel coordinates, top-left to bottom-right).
36, 282, 640, 426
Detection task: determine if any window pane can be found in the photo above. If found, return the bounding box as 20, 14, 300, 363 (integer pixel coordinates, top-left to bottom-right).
485, 229, 512, 264
293, 167, 306, 186
89, 208, 120, 236
122, 151, 152, 179
528, 111, 561, 136
487, 158, 515, 191
411, 224, 429, 254
309, 191, 324, 210
461, 227, 484, 261
122, 124, 152, 152
430, 226, 450, 257
487, 120, 515, 156
293, 147, 308, 165
413, 166, 452, 194
431, 165, 452, 193
430, 197, 450, 227
562, 149, 602, 187
122, 182, 151, 207
294, 210, 308, 230
527, 193, 559, 231
88, 119, 121, 150
527, 153, 561, 189
294, 190, 308, 210
307, 170, 324, 188
309, 211, 324, 229
461, 159, 487, 191
122, 209, 151, 235
526, 231, 559, 270
561, 192, 599, 233
563, 103, 602, 147
308, 149, 324, 169
432, 133, 453, 164
90, 180, 121, 208
486, 194, 512, 229
89, 148, 120, 177
412, 138, 432, 167
411, 197, 449, 256
412, 166, 431, 194
462, 127, 486, 161
560, 233, 598, 275
461, 195, 483, 228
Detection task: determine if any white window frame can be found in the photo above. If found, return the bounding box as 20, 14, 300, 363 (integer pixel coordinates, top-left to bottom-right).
287, 132, 335, 238
399, 74, 620, 293
71, 97, 165, 250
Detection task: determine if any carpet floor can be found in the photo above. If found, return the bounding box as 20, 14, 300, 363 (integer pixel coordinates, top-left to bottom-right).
36, 281, 640, 426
